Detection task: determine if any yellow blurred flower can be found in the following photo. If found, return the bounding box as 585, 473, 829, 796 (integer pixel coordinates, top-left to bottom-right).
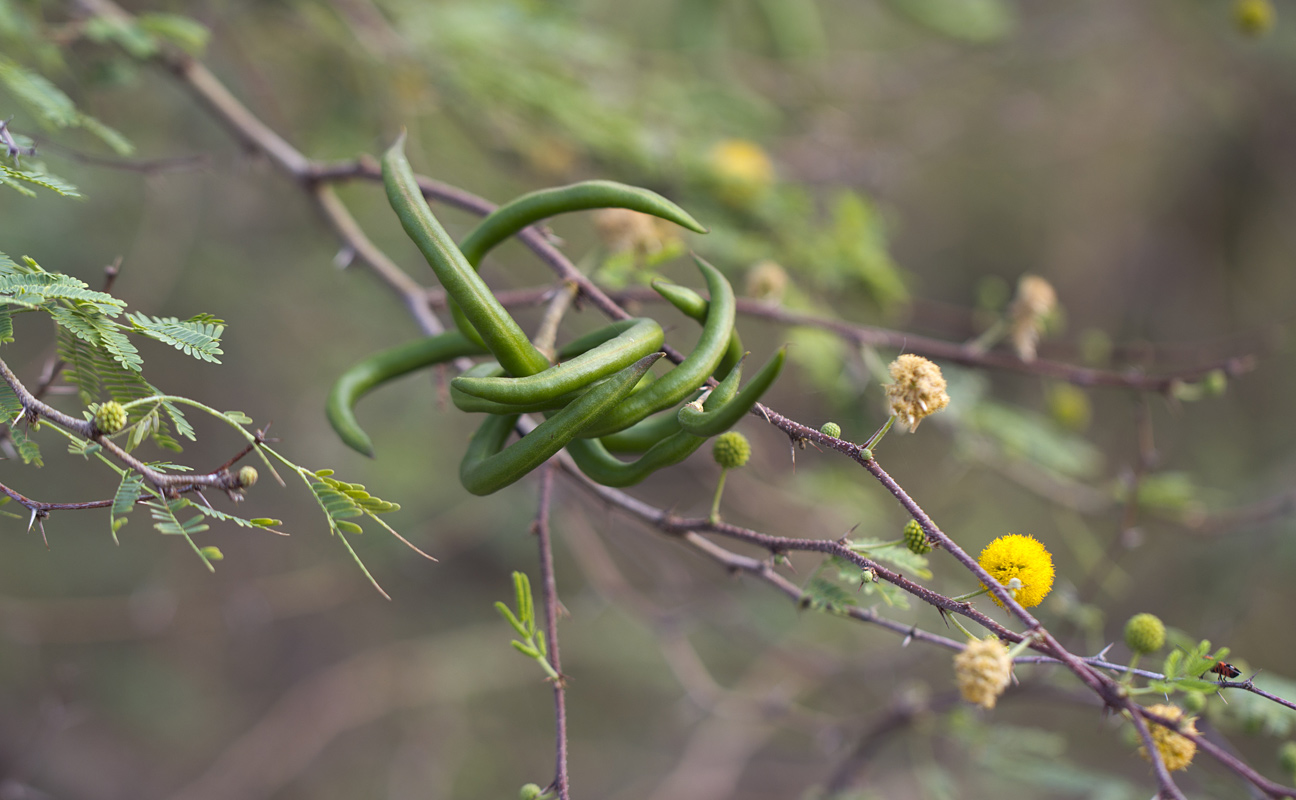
743, 260, 789, 303
1139, 704, 1198, 772
707, 139, 774, 206
1234, 0, 1275, 37
977, 534, 1055, 608
1008, 274, 1057, 362
593, 208, 676, 256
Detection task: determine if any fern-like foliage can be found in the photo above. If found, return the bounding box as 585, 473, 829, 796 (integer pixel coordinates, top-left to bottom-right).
0, 55, 133, 155
111, 473, 146, 541
310, 470, 402, 536
1, 253, 217, 451
0, 161, 81, 198
128, 313, 224, 363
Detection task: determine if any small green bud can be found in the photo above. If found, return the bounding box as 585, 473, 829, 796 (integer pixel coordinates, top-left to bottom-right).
903, 519, 933, 555
1124, 613, 1166, 655
712, 431, 751, 469
1182, 690, 1207, 714
1203, 369, 1227, 396
819, 421, 841, 439
1278, 741, 1296, 777
199, 546, 224, 562
94, 401, 128, 435
519, 783, 545, 800
237, 465, 259, 488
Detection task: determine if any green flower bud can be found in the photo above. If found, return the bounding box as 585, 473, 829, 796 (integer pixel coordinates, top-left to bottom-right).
819, 421, 841, 439
1124, 613, 1166, 654
237, 466, 259, 488
519, 784, 545, 800
1278, 741, 1296, 777
1203, 369, 1227, 396
903, 519, 933, 555
712, 431, 750, 469
94, 401, 128, 435
1182, 690, 1207, 714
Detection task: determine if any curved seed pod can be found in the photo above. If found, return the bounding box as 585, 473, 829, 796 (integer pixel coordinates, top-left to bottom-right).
557, 319, 642, 360
565, 356, 744, 487
381, 135, 550, 378
460, 352, 664, 496
596, 410, 684, 454
677, 347, 785, 436
327, 330, 488, 457
578, 255, 736, 439
452, 318, 663, 406
459, 180, 707, 265
449, 181, 707, 345
652, 279, 744, 379
449, 362, 582, 414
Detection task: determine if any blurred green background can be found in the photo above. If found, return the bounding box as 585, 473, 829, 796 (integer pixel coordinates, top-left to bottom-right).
3, 0, 1296, 797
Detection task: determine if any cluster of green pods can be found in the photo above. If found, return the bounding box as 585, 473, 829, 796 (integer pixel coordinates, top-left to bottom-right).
325, 136, 784, 495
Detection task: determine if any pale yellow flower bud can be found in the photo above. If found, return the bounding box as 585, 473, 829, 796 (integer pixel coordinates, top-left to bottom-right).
954, 637, 1012, 710
884, 354, 950, 431
1139, 704, 1198, 772
1008, 275, 1057, 362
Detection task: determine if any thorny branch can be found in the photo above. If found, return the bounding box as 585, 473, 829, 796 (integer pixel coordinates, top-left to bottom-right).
531, 464, 570, 800
57, 2, 1292, 797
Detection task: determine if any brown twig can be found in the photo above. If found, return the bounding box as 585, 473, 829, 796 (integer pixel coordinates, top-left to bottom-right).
531, 463, 569, 800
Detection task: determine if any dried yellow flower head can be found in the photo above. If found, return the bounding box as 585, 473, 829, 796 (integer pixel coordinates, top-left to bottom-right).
1139, 704, 1198, 772
884, 354, 950, 431
743, 260, 789, 303
592, 208, 675, 256
954, 637, 1012, 710
1009, 275, 1058, 362
978, 534, 1055, 608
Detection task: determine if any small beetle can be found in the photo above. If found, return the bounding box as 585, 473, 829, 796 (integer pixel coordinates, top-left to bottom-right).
1202, 661, 1242, 683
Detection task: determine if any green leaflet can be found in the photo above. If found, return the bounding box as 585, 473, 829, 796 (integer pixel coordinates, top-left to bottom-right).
127, 313, 224, 363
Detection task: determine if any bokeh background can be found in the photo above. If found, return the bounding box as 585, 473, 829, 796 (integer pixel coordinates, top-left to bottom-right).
3, 1, 1296, 798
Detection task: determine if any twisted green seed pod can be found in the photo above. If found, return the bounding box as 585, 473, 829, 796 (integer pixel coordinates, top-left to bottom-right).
459, 353, 663, 495
448, 181, 708, 344
651, 279, 744, 379
382, 134, 550, 378
564, 355, 744, 487
451, 318, 663, 406
596, 410, 685, 454
677, 348, 785, 437
327, 330, 488, 457
578, 255, 735, 439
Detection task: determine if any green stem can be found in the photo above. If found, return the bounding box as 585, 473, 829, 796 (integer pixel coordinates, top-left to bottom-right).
950, 586, 992, 603
862, 415, 895, 452
709, 468, 729, 523
949, 615, 978, 642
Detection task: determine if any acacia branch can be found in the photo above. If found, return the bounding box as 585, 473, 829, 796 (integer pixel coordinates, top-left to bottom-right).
1, 356, 249, 496
531, 463, 569, 800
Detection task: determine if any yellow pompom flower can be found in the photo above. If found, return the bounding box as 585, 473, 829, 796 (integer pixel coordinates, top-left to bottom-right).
1139, 704, 1198, 772
884, 354, 950, 431
977, 534, 1055, 608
